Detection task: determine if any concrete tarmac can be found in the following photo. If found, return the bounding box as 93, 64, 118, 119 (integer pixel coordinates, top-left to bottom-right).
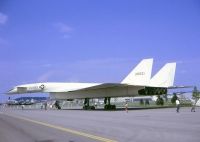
0, 108, 200, 142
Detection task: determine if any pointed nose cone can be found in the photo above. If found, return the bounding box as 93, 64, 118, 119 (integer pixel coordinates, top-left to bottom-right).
7, 88, 17, 94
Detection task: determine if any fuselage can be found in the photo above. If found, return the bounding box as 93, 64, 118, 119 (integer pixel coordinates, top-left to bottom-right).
8, 82, 143, 100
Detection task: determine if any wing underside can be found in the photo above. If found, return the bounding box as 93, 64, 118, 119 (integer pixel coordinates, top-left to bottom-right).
50, 83, 144, 99
67, 83, 142, 92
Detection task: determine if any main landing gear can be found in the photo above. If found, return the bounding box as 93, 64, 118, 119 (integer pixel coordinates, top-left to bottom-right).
104, 97, 116, 110
83, 98, 95, 110
83, 97, 116, 110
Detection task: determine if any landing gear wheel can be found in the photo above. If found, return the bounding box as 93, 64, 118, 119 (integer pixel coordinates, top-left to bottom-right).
83, 105, 95, 110
104, 105, 116, 110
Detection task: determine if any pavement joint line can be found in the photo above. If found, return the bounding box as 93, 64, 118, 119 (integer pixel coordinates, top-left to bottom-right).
2, 112, 117, 142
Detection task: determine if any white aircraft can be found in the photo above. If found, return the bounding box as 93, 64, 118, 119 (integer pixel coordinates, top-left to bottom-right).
7, 58, 176, 109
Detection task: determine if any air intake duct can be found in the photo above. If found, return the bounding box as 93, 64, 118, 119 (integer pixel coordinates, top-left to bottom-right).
138, 87, 167, 95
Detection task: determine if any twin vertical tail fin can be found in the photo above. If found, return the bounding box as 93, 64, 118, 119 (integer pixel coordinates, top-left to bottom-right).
121, 59, 176, 87
121, 58, 153, 86
149, 63, 176, 87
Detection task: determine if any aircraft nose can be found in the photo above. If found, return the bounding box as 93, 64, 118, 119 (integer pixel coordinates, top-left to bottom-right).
7, 88, 17, 94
